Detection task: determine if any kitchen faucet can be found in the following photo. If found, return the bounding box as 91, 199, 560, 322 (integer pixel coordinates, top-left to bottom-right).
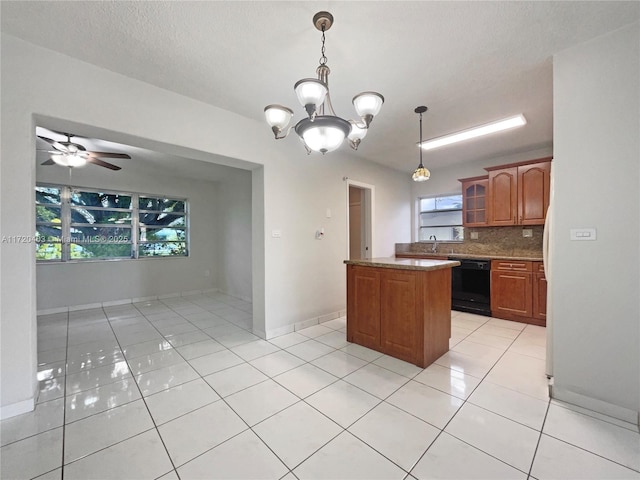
429, 235, 438, 253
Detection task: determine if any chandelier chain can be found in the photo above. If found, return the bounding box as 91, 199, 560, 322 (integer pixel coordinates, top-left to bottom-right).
319, 25, 328, 66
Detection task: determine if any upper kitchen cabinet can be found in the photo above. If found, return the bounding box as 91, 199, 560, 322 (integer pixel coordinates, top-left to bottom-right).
459, 176, 489, 227
485, 158, 551, 226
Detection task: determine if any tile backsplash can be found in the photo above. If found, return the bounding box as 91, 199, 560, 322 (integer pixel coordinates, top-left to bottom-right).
397, 226, 544, 258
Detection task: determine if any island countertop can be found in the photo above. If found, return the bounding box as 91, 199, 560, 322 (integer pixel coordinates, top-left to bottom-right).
344, 257, 460, 271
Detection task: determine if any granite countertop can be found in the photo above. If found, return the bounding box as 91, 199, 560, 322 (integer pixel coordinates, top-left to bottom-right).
395, 252, 543, 262
344, 257, 461, 271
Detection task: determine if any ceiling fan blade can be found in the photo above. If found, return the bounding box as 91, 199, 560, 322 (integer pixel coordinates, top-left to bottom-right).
41, 159, 55, 166
37, 135, 68, 152
87, 158, 122, 171
86, 151, 131, 159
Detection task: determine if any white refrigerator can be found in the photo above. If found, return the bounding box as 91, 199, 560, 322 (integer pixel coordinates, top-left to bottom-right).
543, 163, 554, 378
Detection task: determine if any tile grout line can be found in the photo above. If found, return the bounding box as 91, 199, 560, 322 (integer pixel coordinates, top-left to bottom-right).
402, 316, 537, 478
60, 308, 70, 480
527, 398, 552, 479
93, 304, 181, 479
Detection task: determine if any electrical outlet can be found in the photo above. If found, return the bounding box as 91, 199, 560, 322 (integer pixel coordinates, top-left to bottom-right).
470, 231, 479, 240
522, 229, 533, 238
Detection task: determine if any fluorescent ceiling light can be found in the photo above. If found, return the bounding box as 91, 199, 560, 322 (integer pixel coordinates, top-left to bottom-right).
420, 114, 527, 151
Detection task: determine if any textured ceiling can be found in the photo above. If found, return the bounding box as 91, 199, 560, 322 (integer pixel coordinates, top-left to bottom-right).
3, 1, 640, 175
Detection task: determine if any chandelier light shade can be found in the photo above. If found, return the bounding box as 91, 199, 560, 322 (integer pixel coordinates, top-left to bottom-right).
264, 11, 384, 154
412, 106, 431, 182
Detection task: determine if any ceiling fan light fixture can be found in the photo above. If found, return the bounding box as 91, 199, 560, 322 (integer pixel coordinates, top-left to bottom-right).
264, 11, 383, 154
420, 114, 527, 151
51, 153, 87, 168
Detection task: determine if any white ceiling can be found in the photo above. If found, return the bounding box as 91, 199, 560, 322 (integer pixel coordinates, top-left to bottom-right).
4, 1, 640, 175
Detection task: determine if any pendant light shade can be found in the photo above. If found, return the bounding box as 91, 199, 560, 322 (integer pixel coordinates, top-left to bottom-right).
412, 106, 431, 182
264, 11, 383, 154
412, 166, 431, 182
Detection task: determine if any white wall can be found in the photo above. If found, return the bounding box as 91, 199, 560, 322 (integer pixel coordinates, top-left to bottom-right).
35, 160, 228, 310
552, 23, 639, 421
0, 34, 411, 416
216, 168, 253, 301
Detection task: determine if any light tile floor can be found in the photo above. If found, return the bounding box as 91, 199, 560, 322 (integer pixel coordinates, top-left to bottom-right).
2, 293, 639, 479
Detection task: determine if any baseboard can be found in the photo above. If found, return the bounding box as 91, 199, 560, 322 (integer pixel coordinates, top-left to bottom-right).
37, 288, 220, 315
69, 302, 102, 312
551, 385, 639, 425
295, 317, 320, 331
251, 328, 267, 340
0, 396, 35, 420
265, 324, 295, 340
266, 308, 345, 339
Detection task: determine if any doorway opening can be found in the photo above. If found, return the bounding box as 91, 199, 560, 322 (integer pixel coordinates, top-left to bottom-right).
346, 180, 374, 260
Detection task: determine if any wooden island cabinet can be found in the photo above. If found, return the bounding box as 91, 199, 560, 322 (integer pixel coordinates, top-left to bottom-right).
345, 257, 459, 368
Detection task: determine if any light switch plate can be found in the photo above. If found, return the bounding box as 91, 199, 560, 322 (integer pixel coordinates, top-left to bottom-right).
570, 228, 597, 241
272, 229, 282, 238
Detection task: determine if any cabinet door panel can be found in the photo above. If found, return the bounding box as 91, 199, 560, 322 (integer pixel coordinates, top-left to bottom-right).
488, 167, 517, 225
461, 178, 488, 227
380, 270, 419, 363
519, 162, 550, 225
347, 266, 380, 350
491, 270, 532, 317
533, 273, 547, 322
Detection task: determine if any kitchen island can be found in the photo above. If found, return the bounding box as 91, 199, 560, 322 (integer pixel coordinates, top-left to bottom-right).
344, 257, 460, 368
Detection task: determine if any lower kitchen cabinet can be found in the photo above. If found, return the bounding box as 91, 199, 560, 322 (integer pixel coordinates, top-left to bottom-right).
490, 260, 546, 326
532, 262, 547, 321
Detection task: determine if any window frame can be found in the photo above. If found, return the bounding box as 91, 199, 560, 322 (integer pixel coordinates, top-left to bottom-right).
36, 183, 189, 263
417, 193, 464, 242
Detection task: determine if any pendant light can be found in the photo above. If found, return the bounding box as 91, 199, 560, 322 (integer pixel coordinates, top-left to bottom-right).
412, 106, 431, 182
264, 12, 384, 154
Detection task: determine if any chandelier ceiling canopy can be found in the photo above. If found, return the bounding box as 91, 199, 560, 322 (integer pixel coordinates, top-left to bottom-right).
264, 12, 384, 155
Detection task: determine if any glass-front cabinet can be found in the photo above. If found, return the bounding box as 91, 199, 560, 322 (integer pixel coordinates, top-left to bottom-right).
459, 176, 488, 227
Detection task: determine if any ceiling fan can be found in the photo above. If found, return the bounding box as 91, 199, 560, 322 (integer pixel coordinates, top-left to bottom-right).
38, 133, 130, 170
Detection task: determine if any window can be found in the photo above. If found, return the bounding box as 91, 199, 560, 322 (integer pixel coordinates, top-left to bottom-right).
418, 194, 463, 241
35, 185, 188, 261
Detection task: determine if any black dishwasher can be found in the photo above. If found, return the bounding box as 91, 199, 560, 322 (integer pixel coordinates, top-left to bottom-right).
449, 258, 491, 316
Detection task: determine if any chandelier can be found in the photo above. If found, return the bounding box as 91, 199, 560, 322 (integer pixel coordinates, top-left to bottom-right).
412, 106, 431, 182
264, 12, 384, 154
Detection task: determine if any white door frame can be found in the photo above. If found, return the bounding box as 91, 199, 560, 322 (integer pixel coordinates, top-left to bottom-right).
345, 179, 375, 260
